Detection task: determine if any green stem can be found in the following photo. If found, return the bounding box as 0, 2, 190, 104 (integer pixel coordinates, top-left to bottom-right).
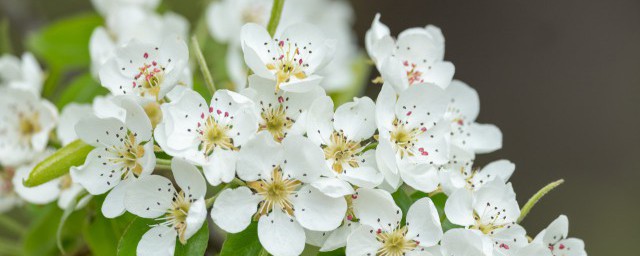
205, 179, 246, 208
362, 142, 378, 153
266, 0, 286, 36
0, 214, 26, 236
517, 179, 565, 223
191, 36, 216, 95
155, 158, 172, 171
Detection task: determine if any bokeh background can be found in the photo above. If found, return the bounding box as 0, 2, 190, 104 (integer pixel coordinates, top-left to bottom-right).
1, 0, 638, 254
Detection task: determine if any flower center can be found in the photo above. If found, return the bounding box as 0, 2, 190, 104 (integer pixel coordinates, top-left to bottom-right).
376, 226, 419, 256
163, 190, 191, 244
259, 105, 293, 141
107, 131, 146, 178
403, 61, 424, 85
247, 167, 301, 216
265, 39, 309, 91
197, 114, 235, 156
18, 112, 41, 142
471, 207, 508, 235
133, 55, 164, 99
323, 132, 363, 173
389, 119, 426, 159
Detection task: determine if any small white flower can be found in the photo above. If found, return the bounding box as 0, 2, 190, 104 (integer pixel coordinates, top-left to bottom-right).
440, 228, 493, 256
57, 103, 94, 146
0, 52, 44, 95
124, 158, 207, 256
375, 83, 450, 192
98, 35, 189, 100
0, 88, 57, 166
71, 96, 155, 218
212, 132, 346, 256
513, 242, 554, 256
206, 0, 272, 44
306, 95, 382, 194
366, 13, 455, 91
91, 0, 160, 16
243, 75, 325, 141
439, 156, 515, 196
90, 7, 190, 79
346, 197, 443, 256
305, 188, 398, 252
241, 23, 334, 92
445, 180, 528, 255
443, 80, 502, 155
154, 88, 259, 186
533, 215, 587, 256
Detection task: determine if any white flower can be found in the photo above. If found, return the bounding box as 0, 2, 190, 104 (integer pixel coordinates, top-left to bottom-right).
445, 180, 528, 255
211, 132, 346, 256
305, 188, 398, 252
98, 35, 189, 100
0, 88, 57, 166
0, 167, 20, 213
57, 103, 94, 146
440, 228, 493, 256
375, 83, 450, 192
240, 23, 334, 92
243, 75, 325, 141
346, 197, 443, 256
124, 158, 207, 256
366, 13, 455, 91
439, 157, 515, 196
0, 52, 44, 95
91, 0, 160, 16
90, 7, 190, 79
306, 95, 382, 194
71, 96, 155, 218
206, 0, 272, 44
513, 243, 553, 256
443, 80, 502, 155
533, 215, 587, 256
154, 88, 259, 186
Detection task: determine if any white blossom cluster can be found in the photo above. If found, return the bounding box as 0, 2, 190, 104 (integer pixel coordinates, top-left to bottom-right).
0, 1, 587, 256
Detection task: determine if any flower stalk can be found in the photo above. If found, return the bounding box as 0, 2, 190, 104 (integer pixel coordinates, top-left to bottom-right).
517, 179, 564, 223
266, 0, 286, 36
191, 36, 216, 95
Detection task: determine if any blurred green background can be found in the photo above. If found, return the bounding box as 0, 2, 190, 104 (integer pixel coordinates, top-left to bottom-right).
1, 0, 638, 255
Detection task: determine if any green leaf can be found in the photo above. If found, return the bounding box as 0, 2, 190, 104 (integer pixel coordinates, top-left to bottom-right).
117, 217, 157, 256
23, 204, 85, 256
175, 222, 210, 256
23, 140, 94, 187
56, 72, 108, 108
83, 209, 121, 256
391, 188, 413, 224
27, 13, 102, 69
317, 247, 346, 256
220, 222, 265, 256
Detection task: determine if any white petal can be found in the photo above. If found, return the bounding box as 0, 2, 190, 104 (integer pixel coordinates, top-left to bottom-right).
75, 115, 126, 148
473, 181, 520, 225
57, 183, 84, 209
471, 159, 515, 187
400, 163, 440, 193
157, 88, 206, 152
467, 123, 502, 154
375, 139, 401, 190
541, 215, 569, 246
57, 103, 93, 146
202, 150, 237, 186
340, 150, 383, 188
171, 158, 206, 199
291, 184, 346, 232
333, 96, 376, 141
513, 243, 552, 256
311, 177, 355, 198
282, 134, 332, 183
491, 224, 528, 255
380, 57, 409, 91
137, 225, 177, 256
278, 75, 324, 93
210, 89, 259, 146
375, 83, 397, 134
240, 23, 274, 78
345, 225, 382, 256
445, 80, 479, 122
319, 222, 358, 252
441, 229, 493, 256
117, 96, 153, 141
405, 198, 443, 247
352, 188, 401, 233
444, 188, 475, 227
211, 187, 262, 233
278, 23, 331, 73
102, 179, 131, 218
421, 61, 455, 89
70, 149, 122, 195
124, 175, 174, 218
184, 197, 207, 240
237, 131, 283, 181
364, 13, 391, 62
258, 208, 306, 256
395, 84, 447, 130
306, 95, 334, 145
